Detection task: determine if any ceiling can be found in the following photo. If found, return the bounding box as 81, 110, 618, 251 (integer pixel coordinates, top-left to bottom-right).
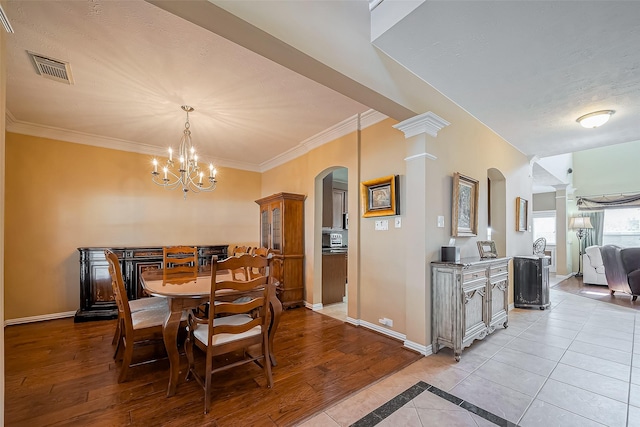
4, 0, 640, 176
3, 0, 368, 171
372, 0, 640, 158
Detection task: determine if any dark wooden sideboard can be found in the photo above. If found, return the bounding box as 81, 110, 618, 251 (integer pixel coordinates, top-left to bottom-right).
74, 245, 228, 322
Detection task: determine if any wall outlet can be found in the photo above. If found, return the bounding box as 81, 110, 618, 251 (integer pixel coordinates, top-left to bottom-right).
394, 217, 402, 228
378, 317, 393, 327
437, 216, 445, 228
375, 220, 388, 231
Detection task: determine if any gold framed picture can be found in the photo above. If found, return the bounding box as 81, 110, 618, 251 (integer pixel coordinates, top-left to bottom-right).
360, 175, 399, 218
516, 197, 528, 232
452, 172, 479, 237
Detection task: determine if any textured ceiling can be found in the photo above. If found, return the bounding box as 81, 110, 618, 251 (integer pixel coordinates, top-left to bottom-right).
373, 1, 640, 157
6, 0, 640, 179
4, 0, 368, 170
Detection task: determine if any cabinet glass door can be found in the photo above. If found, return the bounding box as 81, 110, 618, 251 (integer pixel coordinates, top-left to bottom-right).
261, 209, 269, 248
272, 206, 281, 251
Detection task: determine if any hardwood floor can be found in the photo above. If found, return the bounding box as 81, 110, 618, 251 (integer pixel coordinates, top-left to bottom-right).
5, 308, 420, 426
552, 274, 640, 311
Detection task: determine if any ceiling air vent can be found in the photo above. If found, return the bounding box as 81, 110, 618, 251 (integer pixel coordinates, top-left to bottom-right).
27, 51, 74, 85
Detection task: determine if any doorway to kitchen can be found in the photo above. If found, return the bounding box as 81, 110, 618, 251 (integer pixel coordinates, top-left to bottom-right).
318, 167, 348, 322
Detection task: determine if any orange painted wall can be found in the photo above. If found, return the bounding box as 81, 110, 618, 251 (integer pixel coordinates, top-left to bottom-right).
4, 133, 261, 319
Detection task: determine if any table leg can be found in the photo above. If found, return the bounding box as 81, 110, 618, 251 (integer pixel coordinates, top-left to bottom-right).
163, 303, 183, 397
269, 292, 282, 367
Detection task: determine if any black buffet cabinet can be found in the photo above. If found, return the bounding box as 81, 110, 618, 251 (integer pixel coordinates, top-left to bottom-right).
75, 245, 228, 322
514, 255, 550, 310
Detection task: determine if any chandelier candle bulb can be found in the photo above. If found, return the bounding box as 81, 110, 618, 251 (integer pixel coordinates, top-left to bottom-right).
150, 105, 217, 197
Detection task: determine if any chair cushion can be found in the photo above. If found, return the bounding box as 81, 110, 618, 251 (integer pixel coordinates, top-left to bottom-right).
585, 246, 604, 268
193, 314, 261, 346
129, 296, 166, 312
131, 305, 187, 330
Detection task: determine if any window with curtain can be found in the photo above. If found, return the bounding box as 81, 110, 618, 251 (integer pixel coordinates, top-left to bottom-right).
532, 210, 556, 245
602, 207, 640, 247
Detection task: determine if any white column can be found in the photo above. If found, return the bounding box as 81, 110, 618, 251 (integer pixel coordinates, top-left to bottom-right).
553, 184, 570, 275
393, 112, 449, 354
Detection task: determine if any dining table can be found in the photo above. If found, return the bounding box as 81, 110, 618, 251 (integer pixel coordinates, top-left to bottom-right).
140, 266, 282, 397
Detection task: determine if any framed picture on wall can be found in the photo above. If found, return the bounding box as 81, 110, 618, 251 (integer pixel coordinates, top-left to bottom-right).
360, 175, 400, 217
452, 172, 479, 237
516, 197, 528, 232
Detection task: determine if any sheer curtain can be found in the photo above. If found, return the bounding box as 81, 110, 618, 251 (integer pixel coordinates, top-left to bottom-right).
584, 211, 604, 247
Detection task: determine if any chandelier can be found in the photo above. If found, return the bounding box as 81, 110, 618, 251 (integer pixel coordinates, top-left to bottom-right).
151, 105, 217, 198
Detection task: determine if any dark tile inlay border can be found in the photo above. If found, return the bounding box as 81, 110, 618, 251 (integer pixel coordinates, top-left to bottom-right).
349, 381, 519, 427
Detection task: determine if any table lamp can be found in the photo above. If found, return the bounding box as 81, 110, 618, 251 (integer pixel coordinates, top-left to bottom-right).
569, 216, 593, 277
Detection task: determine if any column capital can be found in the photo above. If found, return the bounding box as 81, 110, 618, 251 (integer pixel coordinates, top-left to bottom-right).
393, 111, 450, 138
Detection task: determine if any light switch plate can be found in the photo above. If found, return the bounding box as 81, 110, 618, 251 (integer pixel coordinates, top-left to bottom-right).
394, 217, 401, 228
437, 216, 445, 228
375, 220, 389, 231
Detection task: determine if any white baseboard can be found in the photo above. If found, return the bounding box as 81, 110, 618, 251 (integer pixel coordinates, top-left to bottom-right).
404, 340, 430, 356
5, 311, 76, 327
305, 301, 323, 311
357, 319, 407, 342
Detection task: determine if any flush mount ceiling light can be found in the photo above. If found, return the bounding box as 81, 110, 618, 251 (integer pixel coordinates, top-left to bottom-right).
576, 110, 615, 128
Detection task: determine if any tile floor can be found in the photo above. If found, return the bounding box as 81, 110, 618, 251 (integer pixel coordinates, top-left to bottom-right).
301, 279, 640, 426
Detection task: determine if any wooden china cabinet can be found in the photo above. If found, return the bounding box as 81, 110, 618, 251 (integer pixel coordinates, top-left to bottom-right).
256, 192, 306, 308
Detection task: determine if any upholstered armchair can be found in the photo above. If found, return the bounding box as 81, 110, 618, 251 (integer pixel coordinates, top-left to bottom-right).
600, 245, 640, 301
583, 245, 608, 286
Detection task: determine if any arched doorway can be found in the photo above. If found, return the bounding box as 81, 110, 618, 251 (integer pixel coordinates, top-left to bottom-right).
315, 166, 349, 321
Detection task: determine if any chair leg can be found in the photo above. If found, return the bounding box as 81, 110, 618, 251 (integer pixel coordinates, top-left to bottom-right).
611, 290, 615, 295
633, 295, 638, 302
113, 319, 123, 359
185, 334, 194, 381
112, 319, 121, 345
118, 341, 133, 383
204, 354, 213, 414
263, 335, 273, 389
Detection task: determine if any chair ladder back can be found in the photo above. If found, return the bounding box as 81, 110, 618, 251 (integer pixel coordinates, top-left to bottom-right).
163, 246, 198, 274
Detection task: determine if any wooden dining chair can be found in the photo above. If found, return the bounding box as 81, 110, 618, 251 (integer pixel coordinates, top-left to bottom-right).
230, 245, 252, 280
248, 247, 272, 279
163, 246, 198, 274
185, 254, 274, 414
105, 249, 185, 383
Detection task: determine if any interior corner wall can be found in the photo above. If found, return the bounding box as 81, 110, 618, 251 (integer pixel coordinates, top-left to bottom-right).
260, 129, 359, 316
1, 20, 8, 424
573, 140, 640, 197
533, 192, 556, 211
4, 133, 261, 320
570, 140, 640, 267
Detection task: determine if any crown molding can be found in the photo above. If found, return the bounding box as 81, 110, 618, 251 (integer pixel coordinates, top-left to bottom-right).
258, 109, 388, 172
393, 111, 450, 138
359, 109, 388, 129
6, 109, 389, 174
404, 152, 437, 162
5, 112, 261, 172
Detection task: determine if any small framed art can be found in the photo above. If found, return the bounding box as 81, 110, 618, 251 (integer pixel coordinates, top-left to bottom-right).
360, 175, 400, 218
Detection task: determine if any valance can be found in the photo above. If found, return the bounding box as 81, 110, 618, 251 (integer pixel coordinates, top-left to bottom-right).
577, 193, 640, 211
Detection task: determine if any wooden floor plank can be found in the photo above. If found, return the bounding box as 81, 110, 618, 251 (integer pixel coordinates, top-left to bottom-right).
5, 308, 421, 426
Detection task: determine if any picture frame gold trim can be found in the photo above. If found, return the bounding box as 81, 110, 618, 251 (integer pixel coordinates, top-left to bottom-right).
452, 172, 479, 237
360, 175, 399, 218
516, 197, 528, 232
